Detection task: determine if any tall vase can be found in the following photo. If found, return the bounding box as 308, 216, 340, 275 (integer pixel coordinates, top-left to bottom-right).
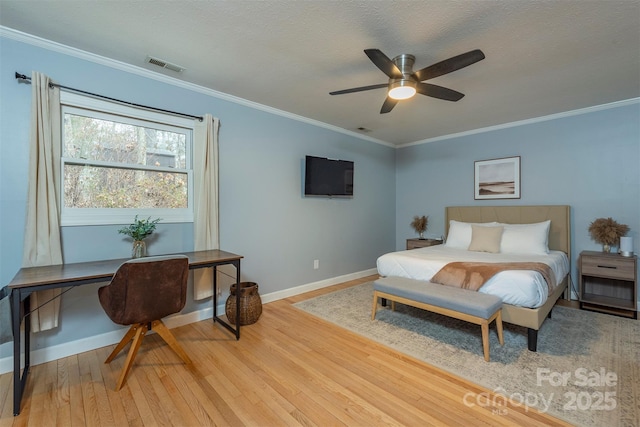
132, 240, 146, 258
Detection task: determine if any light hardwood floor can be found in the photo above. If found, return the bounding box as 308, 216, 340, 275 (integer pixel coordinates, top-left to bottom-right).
1, 275, 572, 426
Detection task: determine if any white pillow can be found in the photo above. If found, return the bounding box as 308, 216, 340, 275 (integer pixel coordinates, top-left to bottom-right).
499, 220, 551, 254
445, 220, 499, 249
468, 225, 504, 253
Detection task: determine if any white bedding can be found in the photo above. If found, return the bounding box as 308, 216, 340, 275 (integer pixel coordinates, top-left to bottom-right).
376, 245, 569, 308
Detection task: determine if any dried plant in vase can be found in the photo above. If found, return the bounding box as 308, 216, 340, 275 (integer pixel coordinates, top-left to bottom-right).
588, 217, 629, 253
410, 215, 428, 239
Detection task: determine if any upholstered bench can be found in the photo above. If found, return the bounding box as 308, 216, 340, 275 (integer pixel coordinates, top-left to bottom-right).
371, 276, 504, 361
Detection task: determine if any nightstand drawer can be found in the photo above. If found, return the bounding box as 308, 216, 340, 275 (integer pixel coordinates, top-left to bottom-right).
581, 256, 635, 280
406, 238, 442, 250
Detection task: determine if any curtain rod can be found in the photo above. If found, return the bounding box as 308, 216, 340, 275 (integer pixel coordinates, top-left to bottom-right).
15, 72, 203, 121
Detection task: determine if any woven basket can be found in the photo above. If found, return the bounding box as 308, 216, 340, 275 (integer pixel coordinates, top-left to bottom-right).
225, 282, 262, 325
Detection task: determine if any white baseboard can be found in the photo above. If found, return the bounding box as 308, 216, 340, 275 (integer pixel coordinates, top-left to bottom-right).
260, 268, 377, 304
0, 268, 377, 374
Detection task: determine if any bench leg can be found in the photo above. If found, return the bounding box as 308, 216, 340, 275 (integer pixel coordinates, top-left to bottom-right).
482, 309, 504, 362
496, 310, 504, 346
372, 291, 398, 320
371, 291, 378, 320
481, 321, 490, 362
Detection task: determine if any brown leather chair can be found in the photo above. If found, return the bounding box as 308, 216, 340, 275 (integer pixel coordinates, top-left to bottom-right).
98, 255, 192, 390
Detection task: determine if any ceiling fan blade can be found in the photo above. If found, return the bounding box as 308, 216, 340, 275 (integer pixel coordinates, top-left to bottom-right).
416, 83, 465, 101
364, 49, 403, 79
329, 83, 388, 95
413, 49, 485, 81
380, 97, 398, 114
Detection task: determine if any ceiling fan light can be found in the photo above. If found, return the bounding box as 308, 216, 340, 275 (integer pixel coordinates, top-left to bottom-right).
388, 80, 416, 100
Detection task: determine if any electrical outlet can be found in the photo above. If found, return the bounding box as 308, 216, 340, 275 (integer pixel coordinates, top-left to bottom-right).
313, 259, 319, 270
217, 287, 222, 297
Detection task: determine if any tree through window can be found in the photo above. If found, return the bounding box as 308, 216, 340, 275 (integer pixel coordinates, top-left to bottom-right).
60, 93, 193, 225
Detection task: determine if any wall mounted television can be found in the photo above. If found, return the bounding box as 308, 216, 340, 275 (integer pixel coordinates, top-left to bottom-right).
304, 155, 354, 197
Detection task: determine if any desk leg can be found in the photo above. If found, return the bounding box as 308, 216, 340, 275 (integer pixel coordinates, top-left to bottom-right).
12, 291, 31, 416
24, 295, 30, 382
235, 260, 241, 340
210, 261, 241, 340
11, 290, 20, 415
212, 266, 218, 321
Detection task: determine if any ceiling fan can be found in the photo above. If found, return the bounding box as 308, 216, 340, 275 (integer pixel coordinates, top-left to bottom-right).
329, 48, 485, 114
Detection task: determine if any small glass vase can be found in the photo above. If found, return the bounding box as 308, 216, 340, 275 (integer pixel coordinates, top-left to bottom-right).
132, 240, 146, 258
602, 244, 611, 253
418, 232, 425, 240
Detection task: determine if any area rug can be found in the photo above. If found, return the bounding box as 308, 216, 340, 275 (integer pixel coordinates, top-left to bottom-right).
294, 282, 639, 427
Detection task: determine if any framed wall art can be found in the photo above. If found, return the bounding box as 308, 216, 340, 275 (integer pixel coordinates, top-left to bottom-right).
474, 156, 520, 200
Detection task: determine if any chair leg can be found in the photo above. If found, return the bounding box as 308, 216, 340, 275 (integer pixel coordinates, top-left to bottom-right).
151, 320, 192, 365
105, 324, 141, 363
114, 324, 148, 391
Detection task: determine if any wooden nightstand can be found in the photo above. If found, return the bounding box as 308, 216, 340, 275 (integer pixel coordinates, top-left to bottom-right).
579, 251, 637, 319
406, 238, 443, 250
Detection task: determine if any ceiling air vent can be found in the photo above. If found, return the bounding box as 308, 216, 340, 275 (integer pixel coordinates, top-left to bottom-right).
145, 56, 185, 73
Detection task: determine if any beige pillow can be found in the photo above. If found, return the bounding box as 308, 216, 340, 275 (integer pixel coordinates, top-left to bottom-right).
468, 225, 504, 253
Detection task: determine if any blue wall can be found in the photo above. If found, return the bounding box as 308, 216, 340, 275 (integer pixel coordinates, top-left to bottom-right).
396, 102, 640, 294
0, 35, 396, 359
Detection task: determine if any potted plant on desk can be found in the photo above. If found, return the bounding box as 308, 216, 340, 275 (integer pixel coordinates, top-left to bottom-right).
118, 215, 162, 258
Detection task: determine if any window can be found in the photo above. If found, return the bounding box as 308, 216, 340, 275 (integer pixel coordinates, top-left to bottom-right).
60, 92, 194, 226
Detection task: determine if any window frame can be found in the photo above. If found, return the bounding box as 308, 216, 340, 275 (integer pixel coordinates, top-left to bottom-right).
59, 92, 194, 226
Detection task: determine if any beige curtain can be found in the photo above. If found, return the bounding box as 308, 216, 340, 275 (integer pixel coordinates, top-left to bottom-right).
193, 114, 220, 300
22, 71, 64, 332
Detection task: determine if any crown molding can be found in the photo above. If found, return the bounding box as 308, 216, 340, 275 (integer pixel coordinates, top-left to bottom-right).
399, 97, 640, 149
0, 26, 393, 148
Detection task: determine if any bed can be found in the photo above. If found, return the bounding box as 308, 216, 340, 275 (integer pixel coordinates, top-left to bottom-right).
377, 205, 571, 351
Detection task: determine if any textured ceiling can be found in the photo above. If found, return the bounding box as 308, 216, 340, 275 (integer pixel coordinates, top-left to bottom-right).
1, 1, 639, 146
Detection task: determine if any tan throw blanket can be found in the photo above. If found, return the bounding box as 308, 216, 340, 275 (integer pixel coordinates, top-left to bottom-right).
431, 262, 555, 292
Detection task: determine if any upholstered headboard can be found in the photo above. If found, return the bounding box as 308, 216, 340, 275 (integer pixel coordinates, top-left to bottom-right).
445, 205, 571, 255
